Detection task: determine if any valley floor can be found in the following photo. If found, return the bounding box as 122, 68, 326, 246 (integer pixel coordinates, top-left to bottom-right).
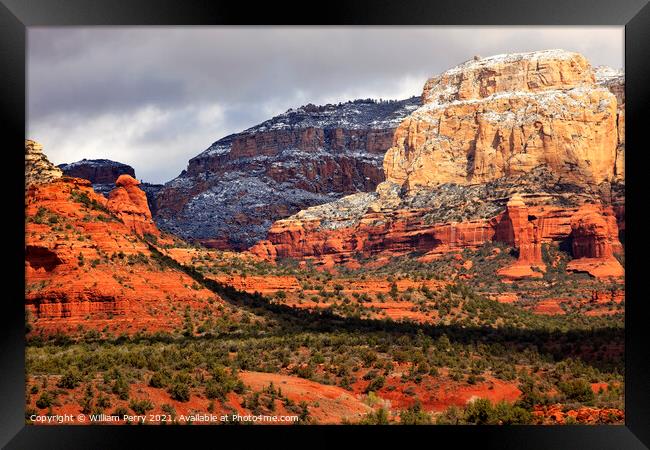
25, 238, 625, 425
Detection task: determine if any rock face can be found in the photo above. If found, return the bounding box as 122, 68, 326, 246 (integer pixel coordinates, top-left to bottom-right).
255, 186, 582, 257
496, 194, 545, 279
251, 51, 624, 280
25, 140, 62, 187
106, 175, 159, 236
384, 50, 621, 190
570, 204, 621, 259
58, 158, 135, 192
595, 66, 625, 182
532, 403, 624, 425
154, 97, 421, 249
58, 158, 163, 213
253, 188, 623, 279
25, 143, 223, 335
139, 182, 164, 216
566, 204, 624, 278
421, 50, 594, 105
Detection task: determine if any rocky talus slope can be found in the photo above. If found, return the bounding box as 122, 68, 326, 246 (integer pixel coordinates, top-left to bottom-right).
154, 97, 421, 249
25, 141, 224, 334
251, 50, 624, 279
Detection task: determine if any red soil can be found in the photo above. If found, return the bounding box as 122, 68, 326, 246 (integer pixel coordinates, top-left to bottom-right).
362, 372, 521, 412
493, 294, 518, 304
239, 371, 371, 424
533, 299, 566, 315
209, 275, 302, 294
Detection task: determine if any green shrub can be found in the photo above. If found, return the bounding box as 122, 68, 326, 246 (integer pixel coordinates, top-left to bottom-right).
112, 375, 130, 400
57, 369, 80, 389
96, 394, 111, 410
364, 375, 385, 393
112, 406, 129, 417
148, 371, 168, 388
436, 405, 462, 425
129, 399, 154, 415
559, 379, 595, 403
162, 404, 176, 420
360, 407, 389, 424
168, 383, 190, 402
442, 398, 532, 425
205, 380, 226, 401
80, 384, 94, 414
492, 401, 531, 425
35, 391, 55, 409
400, 401, 432, 425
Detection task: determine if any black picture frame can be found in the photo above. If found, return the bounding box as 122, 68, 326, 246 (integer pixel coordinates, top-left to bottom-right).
1, 0, 648, 448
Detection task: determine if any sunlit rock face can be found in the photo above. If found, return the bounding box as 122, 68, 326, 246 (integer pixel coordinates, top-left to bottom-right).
383, 50, 622, 190
25, 139, 63, 188
25, 143, 223, 334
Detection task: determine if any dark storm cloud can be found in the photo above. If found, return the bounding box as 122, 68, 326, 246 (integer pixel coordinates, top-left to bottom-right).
27, 27, 623, 184
30, 75, 185, 119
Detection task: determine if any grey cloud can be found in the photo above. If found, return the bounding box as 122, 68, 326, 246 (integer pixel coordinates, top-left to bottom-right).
29, 75, 185, 120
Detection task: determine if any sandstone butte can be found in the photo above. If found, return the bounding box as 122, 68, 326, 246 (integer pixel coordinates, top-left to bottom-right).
566, 203, 625, 278
58, 158, 135, 185
25, 141, 224, 335
106, 174, 160, 237
250, 50, 625, 280
385, 50, 622, 189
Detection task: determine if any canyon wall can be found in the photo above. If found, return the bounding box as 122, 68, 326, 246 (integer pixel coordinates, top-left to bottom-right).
154, 98, 421, 249
384, 50, 621, 190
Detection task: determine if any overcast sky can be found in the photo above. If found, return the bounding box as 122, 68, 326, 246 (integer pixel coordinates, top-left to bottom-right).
27, 27, 623, 184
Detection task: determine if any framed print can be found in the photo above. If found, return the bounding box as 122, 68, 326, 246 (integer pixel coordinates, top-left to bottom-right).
1, 0, 649, 448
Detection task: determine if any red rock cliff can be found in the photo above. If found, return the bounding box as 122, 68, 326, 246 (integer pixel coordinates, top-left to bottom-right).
251, 50, 624, 280
154, 98, 420, 249
566, 204, 624, 278
496, 194, 545, 279
107, 174, 159, 236
25, 141, 222, 335
384, 50, 621, 189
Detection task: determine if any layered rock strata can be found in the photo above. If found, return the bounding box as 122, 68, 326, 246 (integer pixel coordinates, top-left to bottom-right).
595, 66, 625, 181
251, 51, 624, 279
496, 194, 545, 279
25, 141, 222, 334
154, 97, 421, 249
566, 204, 624, 278
384, 50, 621, 190
25, 139, 63, 187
